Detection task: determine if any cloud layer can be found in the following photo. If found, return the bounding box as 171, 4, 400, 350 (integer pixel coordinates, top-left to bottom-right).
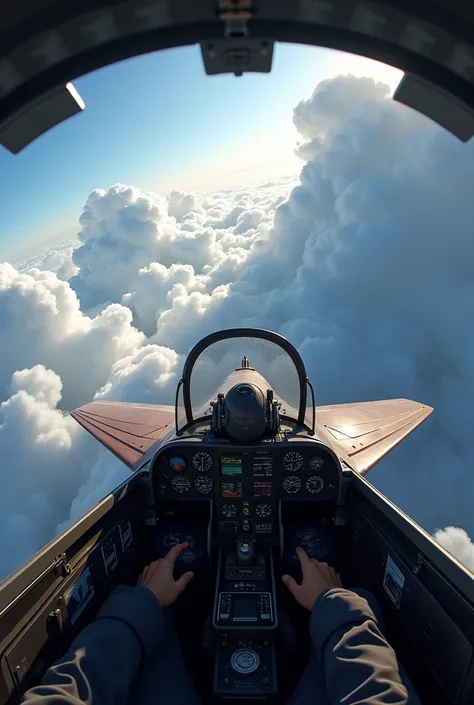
1, 75, 474, 578
0, 365, 127, 576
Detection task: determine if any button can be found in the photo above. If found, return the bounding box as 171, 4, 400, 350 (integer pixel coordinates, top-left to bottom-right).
263, 677, 269, 684
261, 614, 270, 619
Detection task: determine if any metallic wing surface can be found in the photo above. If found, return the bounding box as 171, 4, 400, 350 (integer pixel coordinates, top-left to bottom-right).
70, 401, 175, 468
316, 398, 433, 475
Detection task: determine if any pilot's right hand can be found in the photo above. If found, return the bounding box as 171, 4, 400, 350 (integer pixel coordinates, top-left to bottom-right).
282, 546, 342, 611
138, 542, 194, 607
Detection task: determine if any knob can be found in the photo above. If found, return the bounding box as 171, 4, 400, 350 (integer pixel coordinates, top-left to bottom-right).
231, 648, 260, 674
237, 534, 255, 566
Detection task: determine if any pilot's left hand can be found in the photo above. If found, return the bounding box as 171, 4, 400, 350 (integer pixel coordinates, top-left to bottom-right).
138, 542, 194, 607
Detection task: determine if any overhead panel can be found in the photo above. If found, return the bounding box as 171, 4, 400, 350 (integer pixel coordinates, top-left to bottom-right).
200, 38, 274, 75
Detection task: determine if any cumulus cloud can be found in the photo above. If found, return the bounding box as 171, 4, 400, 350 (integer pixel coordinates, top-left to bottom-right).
2, 74, 474, 579
434, 527, 474, 572
122, 263, 207, 337
94, 344, 181, 403
10, 366, 63, 407
0, 264, 144, 409
0, 365, 127, 576
67, 180, 279, 322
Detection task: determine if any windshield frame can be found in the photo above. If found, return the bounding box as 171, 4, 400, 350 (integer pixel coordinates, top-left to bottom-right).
178, 328, 309, 431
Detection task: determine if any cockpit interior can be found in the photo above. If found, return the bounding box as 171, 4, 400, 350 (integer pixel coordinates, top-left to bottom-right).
139, 330, 345, 699
0, 329, 473, 705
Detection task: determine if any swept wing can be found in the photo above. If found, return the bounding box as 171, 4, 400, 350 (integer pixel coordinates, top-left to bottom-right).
316, 398, 433, 474
71, 401, 174, 468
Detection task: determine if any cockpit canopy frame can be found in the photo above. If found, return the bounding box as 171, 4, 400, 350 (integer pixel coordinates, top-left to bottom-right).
175, 328, 311, 434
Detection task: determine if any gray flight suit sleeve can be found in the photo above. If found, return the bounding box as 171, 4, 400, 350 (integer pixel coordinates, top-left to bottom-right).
21, 586, 164, 705
310, 588, 408, 705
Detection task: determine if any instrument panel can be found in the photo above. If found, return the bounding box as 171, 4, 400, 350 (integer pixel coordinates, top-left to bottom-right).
153, 444, 340, 535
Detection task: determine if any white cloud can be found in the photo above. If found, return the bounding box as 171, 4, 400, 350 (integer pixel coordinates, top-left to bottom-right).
13, 228, 80, 277
0, 365, 126, 576
68, 183, 268, 317
10, 366, 63, 407
122, 263, 207, 337
94, 344, 181, 403
0, 264, 144, 409
1, 74, 474, 579
434, 527, 474, 572
33, 246, 79, 280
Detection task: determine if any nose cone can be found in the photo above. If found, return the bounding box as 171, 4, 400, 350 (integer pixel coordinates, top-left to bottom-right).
224, 383, 266, 441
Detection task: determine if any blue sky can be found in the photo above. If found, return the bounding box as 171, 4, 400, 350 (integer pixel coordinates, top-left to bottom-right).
0, 43, 402, 260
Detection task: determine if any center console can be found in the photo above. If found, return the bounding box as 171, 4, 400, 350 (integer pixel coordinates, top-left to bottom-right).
214, 633, 277, 697
151, 440, 342, 700
213, 537, 278, 699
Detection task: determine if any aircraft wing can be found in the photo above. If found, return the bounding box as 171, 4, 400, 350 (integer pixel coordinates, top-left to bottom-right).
316, 398, 433, 475
71, 401, 175, 469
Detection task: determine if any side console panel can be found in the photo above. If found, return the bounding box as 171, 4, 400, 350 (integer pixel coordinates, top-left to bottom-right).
0, 483, 144, 703
350, 493, 474, 705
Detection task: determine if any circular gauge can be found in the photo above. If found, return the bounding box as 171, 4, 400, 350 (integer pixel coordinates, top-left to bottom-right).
171, 476, 191, 494
192, 451, 213, 472
194, 476, 214, 495
308, 455, 325, 472
283, 451, 304, 472
221, 504, 237, 519
169, 456, 186, 472
306, 475, 324, 494
255, 503, 272, 518
282, 475, 302, 494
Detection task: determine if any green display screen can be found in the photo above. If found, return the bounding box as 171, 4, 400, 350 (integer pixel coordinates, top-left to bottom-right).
220, 456, 243, 475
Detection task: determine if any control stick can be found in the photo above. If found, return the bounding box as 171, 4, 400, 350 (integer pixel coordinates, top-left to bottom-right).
236, 535, 255, 566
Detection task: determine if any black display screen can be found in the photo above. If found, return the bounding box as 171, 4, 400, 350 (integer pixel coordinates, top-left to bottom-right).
221, 456, 243, 475
233, 595, 258, 619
